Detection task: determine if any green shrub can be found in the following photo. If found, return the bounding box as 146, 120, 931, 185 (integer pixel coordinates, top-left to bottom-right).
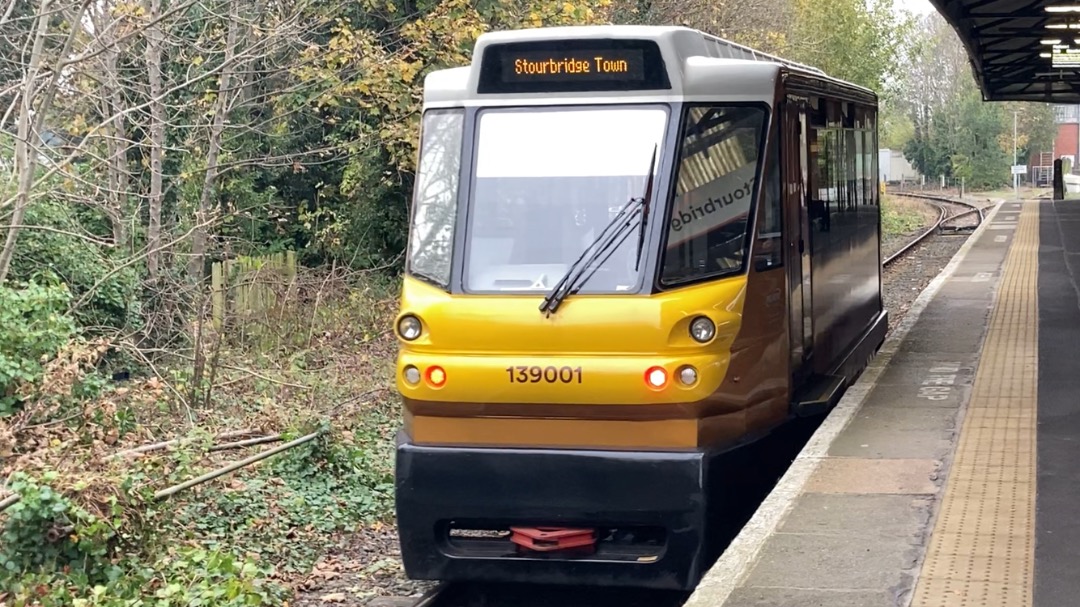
0, 279, 78, 415
10, 199, 142, 334
0, 472, 123, 584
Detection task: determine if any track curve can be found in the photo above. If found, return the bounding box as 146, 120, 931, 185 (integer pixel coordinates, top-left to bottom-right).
883, 192, 982, 267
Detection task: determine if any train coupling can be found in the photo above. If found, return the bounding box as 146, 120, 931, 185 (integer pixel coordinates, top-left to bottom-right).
510, 527, 597, 553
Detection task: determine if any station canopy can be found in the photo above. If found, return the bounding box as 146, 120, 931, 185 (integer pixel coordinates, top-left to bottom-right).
932, 0, 1080, 101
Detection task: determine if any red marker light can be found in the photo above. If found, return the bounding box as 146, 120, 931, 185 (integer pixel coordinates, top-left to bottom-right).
426, 366, 447, 387
645, 366, 668, 389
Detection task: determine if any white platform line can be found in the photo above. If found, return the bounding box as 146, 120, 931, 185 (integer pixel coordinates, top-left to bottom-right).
682, 200, 1006, 607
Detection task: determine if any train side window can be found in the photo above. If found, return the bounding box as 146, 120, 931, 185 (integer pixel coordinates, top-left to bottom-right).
754, 138, 783, 270
855, 129, 864, 206
846, 129, 858, 210
660, 105, 767, 286
406, 109, 464, 288
863, 129, 875, 205
809, 128, 830, 233
866, 114, 878, 205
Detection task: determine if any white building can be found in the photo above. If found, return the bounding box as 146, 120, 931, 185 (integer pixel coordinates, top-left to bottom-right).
878, 148, 922, 184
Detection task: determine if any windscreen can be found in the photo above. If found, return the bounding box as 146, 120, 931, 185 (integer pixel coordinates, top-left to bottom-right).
465, 106, 668, 293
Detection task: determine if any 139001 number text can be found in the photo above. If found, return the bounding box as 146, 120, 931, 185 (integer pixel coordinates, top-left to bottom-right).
506, 366, 583, 384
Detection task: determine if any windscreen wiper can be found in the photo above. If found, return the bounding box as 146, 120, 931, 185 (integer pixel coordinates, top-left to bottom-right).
634, 145, 658, 271
538, 146, 658, 317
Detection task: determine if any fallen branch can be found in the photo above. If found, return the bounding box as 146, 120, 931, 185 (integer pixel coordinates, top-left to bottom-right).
208, 434, 283, 452
102, 428, 259, 462
2, 386, 376, 513
1, 429, 281, 514
153, 429, 324, 500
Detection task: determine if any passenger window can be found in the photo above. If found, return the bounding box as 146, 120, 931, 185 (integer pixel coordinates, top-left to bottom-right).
808, 128, 831, 233
753, 139, 783, 270
661, 105, 766, 286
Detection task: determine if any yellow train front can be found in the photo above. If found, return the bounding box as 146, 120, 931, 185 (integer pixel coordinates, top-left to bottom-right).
393, 25, 887, 591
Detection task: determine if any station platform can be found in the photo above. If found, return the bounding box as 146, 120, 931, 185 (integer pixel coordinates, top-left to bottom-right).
685, 198, 1080, 607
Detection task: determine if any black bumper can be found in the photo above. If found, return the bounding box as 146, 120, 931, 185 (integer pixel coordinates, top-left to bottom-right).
394, 433, 711, 590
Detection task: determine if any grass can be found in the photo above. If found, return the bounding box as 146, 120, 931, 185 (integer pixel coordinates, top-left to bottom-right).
881, 194, 939, 237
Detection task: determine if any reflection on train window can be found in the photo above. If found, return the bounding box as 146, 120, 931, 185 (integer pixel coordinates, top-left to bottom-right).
754, 137, 783, 269
464, 106, 668, 293
407, 110, 464, 287
661, 105, 765, 285
809, 122, 876, 235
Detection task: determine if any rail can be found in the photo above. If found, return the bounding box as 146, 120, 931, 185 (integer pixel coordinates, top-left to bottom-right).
883, 192, 983, 267
894, 191, 985, 226
883, 199, 946, 266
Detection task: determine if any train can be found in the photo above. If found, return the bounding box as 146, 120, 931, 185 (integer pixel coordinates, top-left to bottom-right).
392, 25, 886, 591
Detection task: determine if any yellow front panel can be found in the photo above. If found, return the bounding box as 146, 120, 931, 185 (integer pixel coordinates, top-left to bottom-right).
396, 275, 748, 407
398, 351, 731, 406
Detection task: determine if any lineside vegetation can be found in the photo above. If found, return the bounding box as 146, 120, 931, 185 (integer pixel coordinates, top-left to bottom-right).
0, 0, 919, 604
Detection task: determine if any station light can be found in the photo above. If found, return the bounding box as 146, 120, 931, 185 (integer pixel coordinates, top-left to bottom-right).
645, 366, 668, 389
1047, 5, 1080, 13
1042, 52, 1053, 58
1041, 39, 1063, 44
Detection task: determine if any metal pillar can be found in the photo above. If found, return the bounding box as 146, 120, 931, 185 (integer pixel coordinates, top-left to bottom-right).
1013, 111, 1019, 200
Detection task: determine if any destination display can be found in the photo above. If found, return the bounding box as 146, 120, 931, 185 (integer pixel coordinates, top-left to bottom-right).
478, 39, 671, 93
502, 49, 646, 82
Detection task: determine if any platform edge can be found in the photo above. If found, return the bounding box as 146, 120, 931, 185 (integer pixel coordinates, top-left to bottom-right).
683, 200, 1007, 607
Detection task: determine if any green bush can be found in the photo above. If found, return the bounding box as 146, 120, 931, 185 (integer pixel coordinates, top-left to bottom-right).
9, 199, 142, 334
1, 470, 288, 607
0, 472, 122, 583
0, 279, 78, 415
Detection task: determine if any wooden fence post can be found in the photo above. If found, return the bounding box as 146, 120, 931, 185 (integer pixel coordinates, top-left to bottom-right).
211, 262, 224, 329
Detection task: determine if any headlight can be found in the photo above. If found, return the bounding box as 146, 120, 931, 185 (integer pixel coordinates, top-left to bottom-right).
397, 315, 422, 340
689, 316, 716, 343
678, 365, 698, 385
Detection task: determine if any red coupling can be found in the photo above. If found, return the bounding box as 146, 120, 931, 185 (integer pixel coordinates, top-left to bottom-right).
509, 527, 597, 552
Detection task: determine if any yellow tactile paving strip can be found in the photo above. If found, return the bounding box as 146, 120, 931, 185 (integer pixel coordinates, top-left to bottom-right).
912, 203, 1038, 607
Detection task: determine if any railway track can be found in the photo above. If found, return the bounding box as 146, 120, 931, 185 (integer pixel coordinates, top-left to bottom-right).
883, 192, 983, 266
399, 581, 690, 607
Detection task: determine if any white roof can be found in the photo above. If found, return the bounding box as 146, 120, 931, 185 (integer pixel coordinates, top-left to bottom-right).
422, 25, 871, 107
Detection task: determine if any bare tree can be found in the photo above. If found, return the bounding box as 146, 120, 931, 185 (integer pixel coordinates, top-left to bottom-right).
0, 0, 91, 283
188, 0, 241, 279
146, 0, 164, 278
609, 0, 793, 52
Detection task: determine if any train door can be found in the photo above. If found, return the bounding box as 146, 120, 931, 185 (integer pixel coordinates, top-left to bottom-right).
782, 97, 814, 381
